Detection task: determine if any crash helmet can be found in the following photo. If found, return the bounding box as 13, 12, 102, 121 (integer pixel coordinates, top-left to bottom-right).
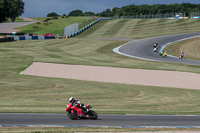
69, 97, 75, 102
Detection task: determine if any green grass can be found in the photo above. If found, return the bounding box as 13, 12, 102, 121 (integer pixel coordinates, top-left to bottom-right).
103, 19, 129, 36
0, 39, 200, 114
165, 37, 200, 61
1, 18, 200, 115
15, 17, 90, 35
77, 18, 200, 39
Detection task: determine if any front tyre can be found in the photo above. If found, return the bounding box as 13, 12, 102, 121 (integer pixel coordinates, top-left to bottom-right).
88, 110, 98, 119
67, 110, 78, 120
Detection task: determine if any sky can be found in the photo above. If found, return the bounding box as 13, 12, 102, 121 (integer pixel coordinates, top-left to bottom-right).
21, 0, 200, 17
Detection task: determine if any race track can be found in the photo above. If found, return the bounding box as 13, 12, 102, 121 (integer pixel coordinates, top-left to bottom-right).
114, 32, 200, 65
0, 113, 200, 128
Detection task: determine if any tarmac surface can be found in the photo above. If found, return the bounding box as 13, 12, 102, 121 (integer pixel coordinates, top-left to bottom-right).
0, 17, 37, 33
0, 113, 200, 128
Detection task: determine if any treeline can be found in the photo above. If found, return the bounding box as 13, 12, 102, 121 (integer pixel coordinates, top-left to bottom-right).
0, 0, 24, 22
62, 3, 200, 17
47, 10, 95, 17
96, 3, 200, 17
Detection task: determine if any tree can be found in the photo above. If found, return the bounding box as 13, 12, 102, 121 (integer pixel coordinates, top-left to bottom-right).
47, 12, 59, 17
0, 0, 24, 22
62, 13, 67, 17
112, 7, 122, 17
68, 9, 83, 16
0, 0, 6, 22
84, 11, 95, 16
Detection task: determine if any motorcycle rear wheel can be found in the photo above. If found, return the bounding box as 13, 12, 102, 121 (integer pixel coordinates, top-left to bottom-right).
67, 110, 78, 120
88, 110, 98, 119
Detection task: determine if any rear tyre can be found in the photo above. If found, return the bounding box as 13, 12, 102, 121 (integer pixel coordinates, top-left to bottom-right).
88, 110, 98, 119
67, 110, 78, 120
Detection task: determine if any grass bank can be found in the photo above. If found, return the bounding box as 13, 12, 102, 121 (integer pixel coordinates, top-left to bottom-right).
15, 17, 90, 35
165, 37, 200, 61
77, 18, 200, 39
0, 39, 200, 114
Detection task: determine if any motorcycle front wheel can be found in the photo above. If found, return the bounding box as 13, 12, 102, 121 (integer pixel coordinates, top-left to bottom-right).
67, 110, 78, 120
88, 110, 98, 119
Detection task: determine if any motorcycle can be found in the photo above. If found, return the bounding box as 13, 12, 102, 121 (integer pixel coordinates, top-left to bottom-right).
179, 55, 183, 59
66, 102, 98, 120
153, 46, 159, 52
159, 51, 163, 56
179, 53, 184, 59
163, 52, 167, 57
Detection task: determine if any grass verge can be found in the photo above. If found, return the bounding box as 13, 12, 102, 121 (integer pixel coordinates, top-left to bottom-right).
165, 37, 200, 61
0, 127, 200, 132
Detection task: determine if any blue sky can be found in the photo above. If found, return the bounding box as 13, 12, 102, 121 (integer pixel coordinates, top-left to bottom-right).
21, 0, 200, 17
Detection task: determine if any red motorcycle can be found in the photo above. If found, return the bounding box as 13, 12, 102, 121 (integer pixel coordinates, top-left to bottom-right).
66, 102, 98, 120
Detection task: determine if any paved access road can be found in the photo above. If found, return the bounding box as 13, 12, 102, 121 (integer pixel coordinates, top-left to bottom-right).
116, 32, 200, 65
0, 113, 200, 128
0, 17, 37, 33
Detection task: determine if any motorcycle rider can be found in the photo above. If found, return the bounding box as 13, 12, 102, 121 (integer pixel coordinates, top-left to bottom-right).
69, 97, 88, 112
159, 50, 164, 56
180, 51, 184, 59
154, 42, 158, 48
163, 51, 167, 57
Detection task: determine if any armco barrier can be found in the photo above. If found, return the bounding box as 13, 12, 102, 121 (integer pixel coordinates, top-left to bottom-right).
13, 36, 51, 41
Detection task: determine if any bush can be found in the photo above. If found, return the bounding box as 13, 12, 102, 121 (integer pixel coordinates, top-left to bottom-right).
47, 12, 59, 17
